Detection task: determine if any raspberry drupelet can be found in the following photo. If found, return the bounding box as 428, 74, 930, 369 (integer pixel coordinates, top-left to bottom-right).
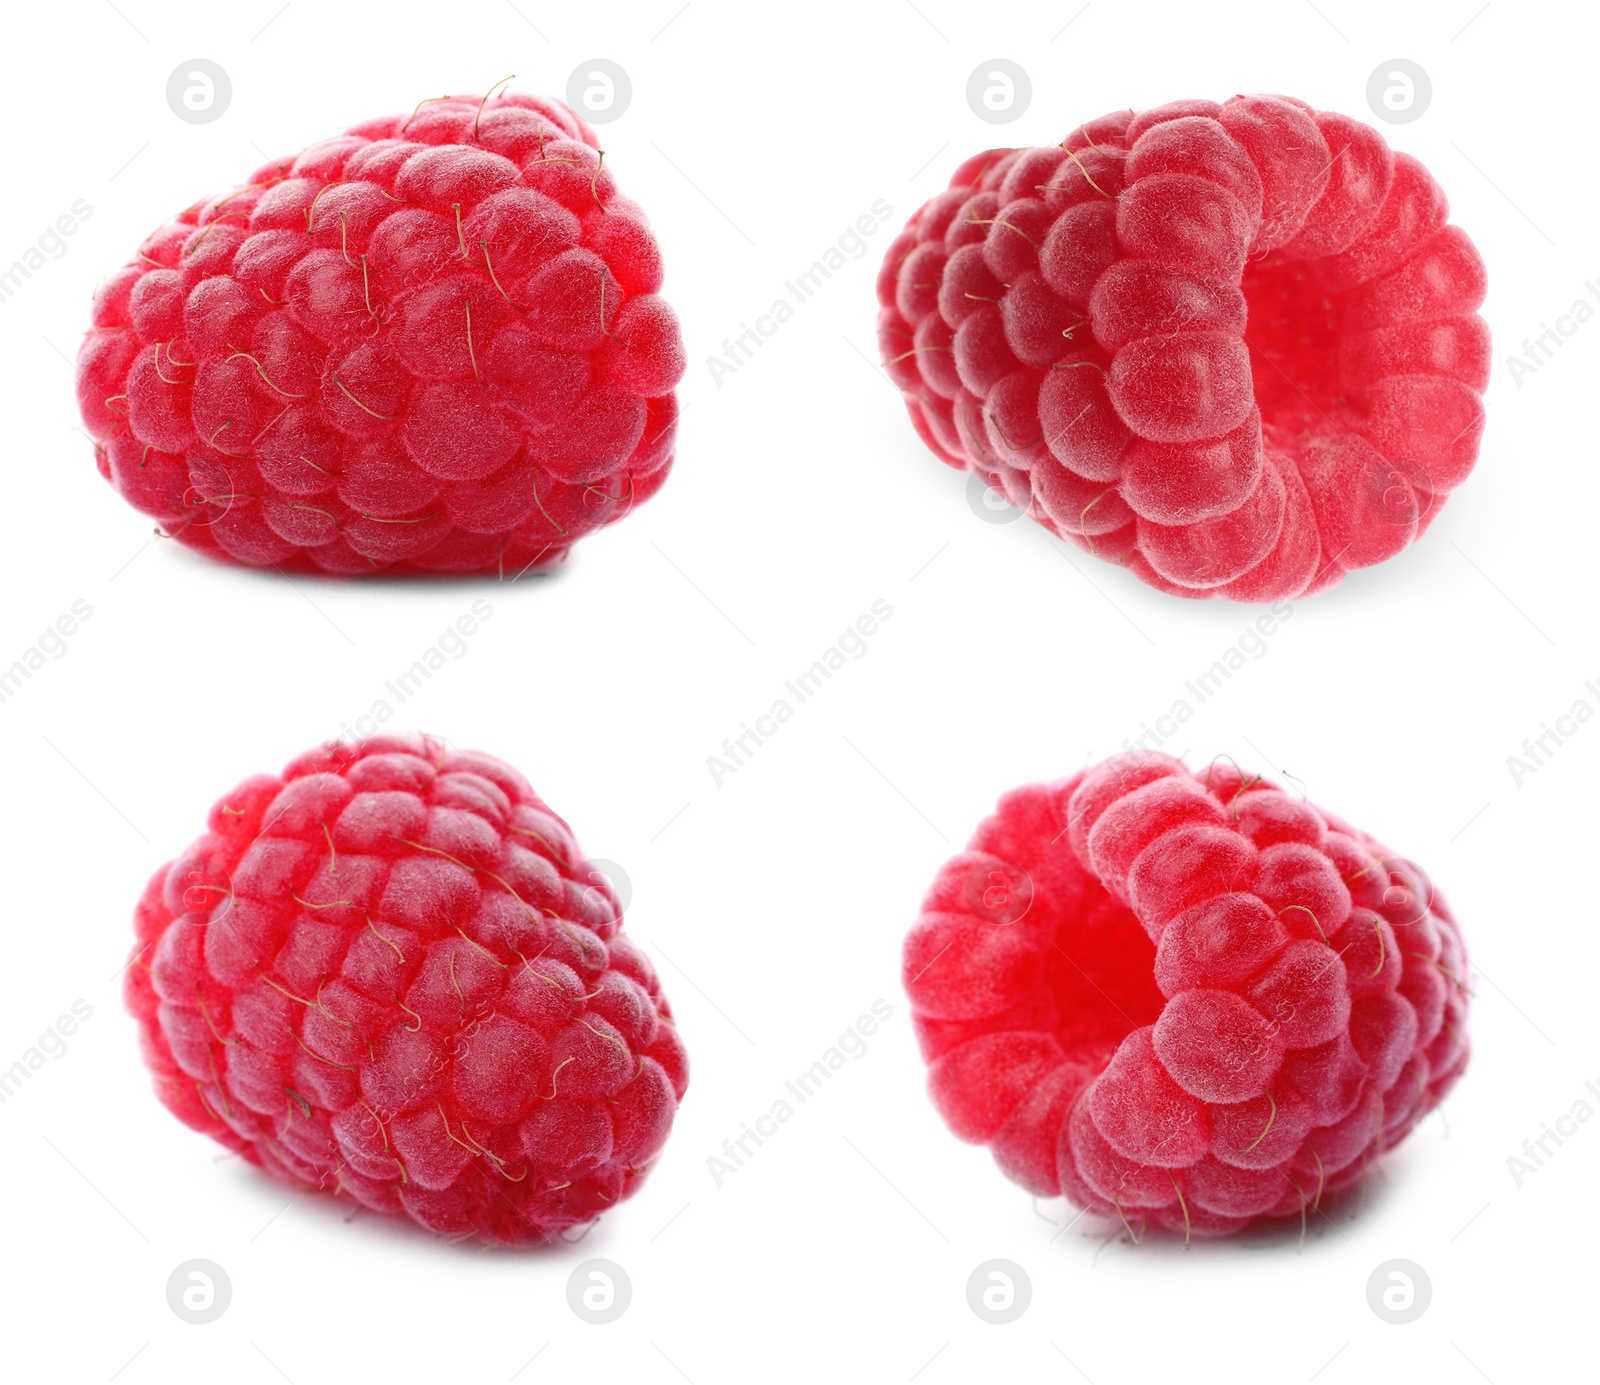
902, 753, 1468, 1240
125, 734, 688, 1244
78, 91, 685, 575
878, 95, 1489, 600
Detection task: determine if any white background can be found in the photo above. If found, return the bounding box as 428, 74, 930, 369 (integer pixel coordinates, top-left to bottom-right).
0, 1, 1593, 1381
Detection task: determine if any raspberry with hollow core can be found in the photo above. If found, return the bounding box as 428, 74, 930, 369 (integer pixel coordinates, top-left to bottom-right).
877, 95, 1489, 600
902, 752, 1468, 1240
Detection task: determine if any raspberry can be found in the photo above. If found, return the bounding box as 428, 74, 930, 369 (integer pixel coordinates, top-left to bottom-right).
877, 96, 1489, 600
124, 733, 688, 1244
902, 752, 1468, 1239
78, 92, 685, 575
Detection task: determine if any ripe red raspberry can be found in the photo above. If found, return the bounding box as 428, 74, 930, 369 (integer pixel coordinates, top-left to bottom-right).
78, 92, 685, 575
125, 733, 688, 1244
902, 753, 1469, 1239
877, 96, 1489, 600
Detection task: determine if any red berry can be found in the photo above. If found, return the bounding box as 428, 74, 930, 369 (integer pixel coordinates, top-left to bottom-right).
877, 96, 1489, 600
125, 733, 688, 1244
79, 93, 684, 575
902, 752, 1468, 1239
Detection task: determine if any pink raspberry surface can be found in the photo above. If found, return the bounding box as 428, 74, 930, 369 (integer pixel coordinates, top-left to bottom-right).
902, 753, 1469, 1239
125, 733, 688, 1244
877, 95, 1489, 601
78, 92, 684, 575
